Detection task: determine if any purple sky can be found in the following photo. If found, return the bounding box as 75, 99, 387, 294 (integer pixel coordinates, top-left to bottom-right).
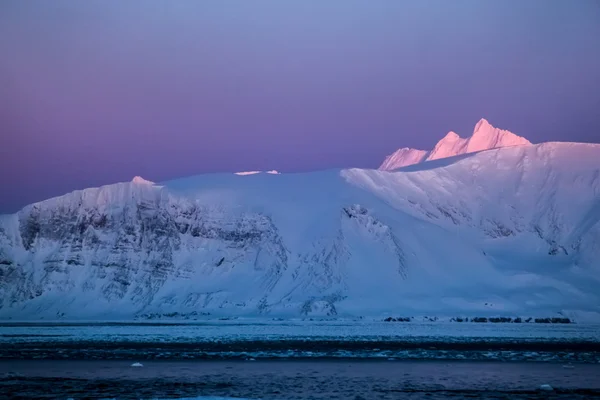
1, 1, 600, 213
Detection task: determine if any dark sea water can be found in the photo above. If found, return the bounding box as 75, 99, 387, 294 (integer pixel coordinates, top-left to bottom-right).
2, 360, 600, 399
2, 321, 600, 399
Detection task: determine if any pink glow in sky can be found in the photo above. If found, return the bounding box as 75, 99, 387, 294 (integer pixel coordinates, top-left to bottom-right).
1, 1, 600, 212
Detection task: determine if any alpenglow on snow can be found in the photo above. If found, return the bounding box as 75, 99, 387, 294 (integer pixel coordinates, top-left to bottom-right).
379, 118, 532, 171
0, 121, 599, 321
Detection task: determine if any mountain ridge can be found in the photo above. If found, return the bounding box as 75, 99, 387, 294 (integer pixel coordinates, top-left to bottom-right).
1, 141, 599, 321
379, 118, 532, 171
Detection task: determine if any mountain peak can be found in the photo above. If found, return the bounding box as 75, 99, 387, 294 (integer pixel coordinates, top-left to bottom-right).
427, 131, 469, 162
378, 147, 428, 171
467, 119, 531, 153
473, 118, 492, 134
379, 118, 532, 171
440, 131, 461, 142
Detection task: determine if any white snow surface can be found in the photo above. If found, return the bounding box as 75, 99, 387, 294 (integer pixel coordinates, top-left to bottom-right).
234, 170, 280, 176
379, 118, 532, 171
1, 142, 599, 321
234, 171, 262, 176
379, 148, 428, 171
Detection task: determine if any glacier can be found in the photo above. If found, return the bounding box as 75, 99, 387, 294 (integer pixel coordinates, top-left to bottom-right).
1, 142, 599, 321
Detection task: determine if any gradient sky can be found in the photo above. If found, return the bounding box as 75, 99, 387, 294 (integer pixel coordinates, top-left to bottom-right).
1, 1, 600, 213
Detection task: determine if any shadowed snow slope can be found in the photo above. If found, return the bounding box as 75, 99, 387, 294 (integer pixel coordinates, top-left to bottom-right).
379, 118, 532, 171
1, 142, 599, 321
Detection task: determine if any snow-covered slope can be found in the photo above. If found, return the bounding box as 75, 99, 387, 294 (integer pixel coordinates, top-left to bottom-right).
379, 118, 532, 171
379, 148, 428, 171
1, 142, 599, 321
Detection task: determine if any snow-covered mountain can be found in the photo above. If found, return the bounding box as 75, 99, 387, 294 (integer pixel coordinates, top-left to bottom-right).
379, 148, 429, 172
379, 118, 532, 171
1, 142, 599, 321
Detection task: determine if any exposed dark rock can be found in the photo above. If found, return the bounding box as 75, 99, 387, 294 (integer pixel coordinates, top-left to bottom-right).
489, 317, 513, 323
534, 317, 571, 324
136, 311, 211, 320
342, 205, 368, 219
437, 206, 460, 225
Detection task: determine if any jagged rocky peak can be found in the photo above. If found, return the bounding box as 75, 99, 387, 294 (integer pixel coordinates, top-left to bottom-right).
473, 117, 492, 134
467, 118, 531, 153
379, 118, 532, 170
441, 131, 461, 141
426, 131, 468, 161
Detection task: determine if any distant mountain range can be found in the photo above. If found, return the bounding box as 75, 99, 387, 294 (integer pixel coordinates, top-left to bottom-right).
1, 120, 599, 321
379, 118, 531, 170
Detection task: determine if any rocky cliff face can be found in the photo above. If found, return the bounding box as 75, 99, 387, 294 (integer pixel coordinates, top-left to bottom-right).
0, 177, 408, 319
